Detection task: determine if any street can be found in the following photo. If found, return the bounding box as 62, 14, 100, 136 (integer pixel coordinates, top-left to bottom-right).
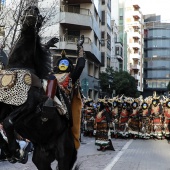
1, 135, 170, 170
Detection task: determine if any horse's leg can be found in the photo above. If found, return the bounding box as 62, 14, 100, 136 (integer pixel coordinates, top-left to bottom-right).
3, 105, 28, 160
56, 130, 77, 170
32, 146, 54, 170
0, 103, 11, 122
3, 120, 20, 159
0, 133, 12, 159
57, 148, 77, 170
69, 148, 77, 169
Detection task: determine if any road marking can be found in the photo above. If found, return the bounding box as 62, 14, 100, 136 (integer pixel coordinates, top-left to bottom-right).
103, 139, 133, 170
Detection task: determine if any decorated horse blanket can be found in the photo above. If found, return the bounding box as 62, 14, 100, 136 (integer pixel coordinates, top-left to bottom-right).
0, 69, 32, 106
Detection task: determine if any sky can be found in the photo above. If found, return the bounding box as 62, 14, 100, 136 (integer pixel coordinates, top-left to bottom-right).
138, 0, 170, 22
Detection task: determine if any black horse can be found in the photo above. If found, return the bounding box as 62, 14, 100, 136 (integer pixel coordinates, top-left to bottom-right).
0, 6, 77, 170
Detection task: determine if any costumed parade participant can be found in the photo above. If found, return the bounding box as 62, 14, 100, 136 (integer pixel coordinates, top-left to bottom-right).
44, 35, 86, 150
110, 95, 124, 138
139, 96, 152, 139
83, 98, 97, 137
150, 92, 163, 139
118, 96, 131, 138
95, 98, 115, 151
162, 95, 170, 138
128, 96, 141, 138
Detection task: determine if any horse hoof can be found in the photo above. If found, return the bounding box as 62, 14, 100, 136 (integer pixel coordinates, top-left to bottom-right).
8, 157, 17, 164
13, 149, 28, 164
19, 151, 28, 164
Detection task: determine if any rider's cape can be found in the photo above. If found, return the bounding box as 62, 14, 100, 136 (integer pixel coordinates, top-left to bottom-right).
71, 84, 82, 150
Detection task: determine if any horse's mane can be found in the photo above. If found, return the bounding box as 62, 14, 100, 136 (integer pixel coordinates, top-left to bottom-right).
7, 16, 51, 79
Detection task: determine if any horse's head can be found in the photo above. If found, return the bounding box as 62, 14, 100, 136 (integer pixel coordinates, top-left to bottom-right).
21, 6, 44, 32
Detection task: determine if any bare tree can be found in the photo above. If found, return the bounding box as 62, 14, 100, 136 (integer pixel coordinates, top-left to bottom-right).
0, 0, 61, 53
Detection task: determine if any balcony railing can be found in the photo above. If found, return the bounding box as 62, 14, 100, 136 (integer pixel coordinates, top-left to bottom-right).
60, 5, 91, 16
60, 35, 91, 44
131, 53, 140, 60
132, 74, 140, 80
131, 64, 140, 70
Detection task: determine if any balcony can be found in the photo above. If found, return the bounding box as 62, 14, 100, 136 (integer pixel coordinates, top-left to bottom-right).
116, 55, 123, 61
133, 11, 141, 19
131, 53, 140, 60
129, 42, 141, 49
60, 11, 91, 28
132, 32, 140, 39
60, 6, 100, 38
67, 0, 92, 3
133, 4, 140, 10
59, 35, 101, 62
131, 64, 140, 70
132, 22, 141, 28
61, 5, 91, 15
137, 86, 141, 91
132, 74, 140, 80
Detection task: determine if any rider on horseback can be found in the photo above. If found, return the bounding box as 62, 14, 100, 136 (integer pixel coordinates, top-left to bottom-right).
43, 35, 86, 150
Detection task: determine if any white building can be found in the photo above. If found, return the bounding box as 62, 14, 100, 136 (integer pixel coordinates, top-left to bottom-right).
123, 0, 144, 92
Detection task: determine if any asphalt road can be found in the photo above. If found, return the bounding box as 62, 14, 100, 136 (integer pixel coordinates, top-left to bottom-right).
1, 136, 170, 170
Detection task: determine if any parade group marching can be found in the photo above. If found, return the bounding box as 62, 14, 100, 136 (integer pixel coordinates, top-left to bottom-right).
81, 92, 170, 151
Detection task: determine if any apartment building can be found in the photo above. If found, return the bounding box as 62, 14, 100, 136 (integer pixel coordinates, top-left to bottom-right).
124, 0, 144, 92
144, 15, 170, 96
100, 0, 112, 72
111, 0, 123, 72
111, 19, 123, 71
38, 0, 102, 100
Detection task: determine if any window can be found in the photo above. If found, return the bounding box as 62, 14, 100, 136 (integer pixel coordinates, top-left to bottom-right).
88, 89, 93, 99
107, 13, 111, 28
88, 62, 93, 76
102, 11, 105, 25
102, 0, 105, 5
101, 31, 105, 39
119, 16, 123, 20
94, 34, 97, 46
101, 52, 105, 67
107, 57, 110, 67
115, 47, 119, 55
94, 65, 99, 78
114, 33, 117, 42
107, 34, 111, 50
